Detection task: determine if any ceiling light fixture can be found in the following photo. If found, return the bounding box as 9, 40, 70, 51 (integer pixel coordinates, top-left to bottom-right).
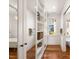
52, 6, 56, 10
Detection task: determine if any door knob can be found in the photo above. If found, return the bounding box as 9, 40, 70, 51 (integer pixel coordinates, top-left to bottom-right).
24, 43, 27, 45
20, 44, 23, 47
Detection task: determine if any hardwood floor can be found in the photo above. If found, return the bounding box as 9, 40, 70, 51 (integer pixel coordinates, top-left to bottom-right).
27, 46, 35, 59
9, 45, 70, 59
9, 48, 17, 59
42, 45, 70, 59
9, 46, 35, 59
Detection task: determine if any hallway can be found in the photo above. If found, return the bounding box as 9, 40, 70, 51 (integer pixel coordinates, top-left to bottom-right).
42, 45, 70, 59
9, 0, 70, 59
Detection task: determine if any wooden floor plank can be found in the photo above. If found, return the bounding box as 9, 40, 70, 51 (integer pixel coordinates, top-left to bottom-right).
9, 45, 70, 59
42, 45, 70, 59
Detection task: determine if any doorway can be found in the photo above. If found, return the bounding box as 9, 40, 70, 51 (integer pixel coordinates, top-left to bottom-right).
9, 0, 18, 59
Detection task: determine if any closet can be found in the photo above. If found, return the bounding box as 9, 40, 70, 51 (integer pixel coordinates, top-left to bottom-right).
35, 0, 47, 59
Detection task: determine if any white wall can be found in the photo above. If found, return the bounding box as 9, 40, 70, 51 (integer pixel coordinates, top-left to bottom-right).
9, 7, 17, 38
26, 9, 36, 51
9, 15, 17, 38
47, 13, 61, 45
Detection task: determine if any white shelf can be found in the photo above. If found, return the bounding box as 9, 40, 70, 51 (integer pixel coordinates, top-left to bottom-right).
37, 21, 44, 24
38, 2, 44, 13
37, 45, 46, 59
37, 29, 43, 32
38, 3, 43, 10
37, 38, 43, 44
39, 11, 44, 17
37, 31, 43, 32
37, 46, 43, 55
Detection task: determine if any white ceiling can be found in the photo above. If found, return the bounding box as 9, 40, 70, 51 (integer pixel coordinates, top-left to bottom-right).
9, 0, 66, 18
44, 0, 66, 14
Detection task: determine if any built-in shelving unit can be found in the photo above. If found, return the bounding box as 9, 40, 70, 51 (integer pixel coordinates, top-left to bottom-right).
35, 0, 48, 59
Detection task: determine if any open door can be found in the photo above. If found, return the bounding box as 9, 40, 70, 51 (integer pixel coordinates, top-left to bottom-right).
23, 0, 36, 59
18, 0, 24, 59
18, 0, 36, 59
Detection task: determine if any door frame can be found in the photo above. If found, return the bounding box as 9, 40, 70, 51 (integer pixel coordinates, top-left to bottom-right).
23, 0, 28, 59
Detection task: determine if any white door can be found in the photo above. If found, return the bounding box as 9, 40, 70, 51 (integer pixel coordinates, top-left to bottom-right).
18, 0, 24, 59
18, 0, 27, 59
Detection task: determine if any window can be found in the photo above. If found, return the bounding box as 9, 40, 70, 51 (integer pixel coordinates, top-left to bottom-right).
48, 18, 56, 36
